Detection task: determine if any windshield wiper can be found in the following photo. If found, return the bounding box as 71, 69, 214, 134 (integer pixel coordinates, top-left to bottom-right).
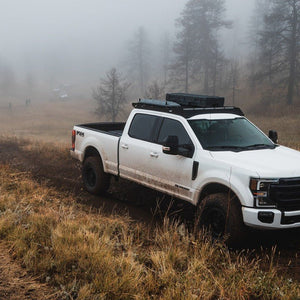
206, 145, 245, 152
206, 144, 277, 152
243, 144, 276, 150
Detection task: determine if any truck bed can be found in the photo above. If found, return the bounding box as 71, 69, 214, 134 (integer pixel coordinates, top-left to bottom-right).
77, 122, 125, 137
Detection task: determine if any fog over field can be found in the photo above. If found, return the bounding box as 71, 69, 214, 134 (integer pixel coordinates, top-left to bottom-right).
1, 4, 300, 298
1, 0, 300, 112
0, 0, 255, 97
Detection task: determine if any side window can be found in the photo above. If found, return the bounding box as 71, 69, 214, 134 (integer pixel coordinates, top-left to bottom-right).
128, 114, 159, 142
158, 118, 193, 146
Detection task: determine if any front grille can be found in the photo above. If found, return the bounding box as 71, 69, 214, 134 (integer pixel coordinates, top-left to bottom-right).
270, 178, 300, 211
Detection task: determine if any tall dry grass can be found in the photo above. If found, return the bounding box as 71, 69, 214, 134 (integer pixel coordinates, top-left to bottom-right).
0, 163, 299, 299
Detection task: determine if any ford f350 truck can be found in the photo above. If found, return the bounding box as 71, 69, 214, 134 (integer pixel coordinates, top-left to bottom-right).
70, 93, 300, 243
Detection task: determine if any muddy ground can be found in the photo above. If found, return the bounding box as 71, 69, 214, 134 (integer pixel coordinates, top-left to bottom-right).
0, 138, 300, 298
0, 242, 60, 300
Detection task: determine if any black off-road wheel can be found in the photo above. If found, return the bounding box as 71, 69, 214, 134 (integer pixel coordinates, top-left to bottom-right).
197, 193, 246, 246
82, 156, 110, 195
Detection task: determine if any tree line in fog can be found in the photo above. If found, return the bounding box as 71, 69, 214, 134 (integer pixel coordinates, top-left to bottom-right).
0, 0, 299, 116
94, 0, 300, 120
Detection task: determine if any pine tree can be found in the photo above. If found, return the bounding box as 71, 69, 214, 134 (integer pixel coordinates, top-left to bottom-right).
127, 27, 151, 95
248, 0, 271, 92
171, 0, 230, 94
256, 0, 300, 104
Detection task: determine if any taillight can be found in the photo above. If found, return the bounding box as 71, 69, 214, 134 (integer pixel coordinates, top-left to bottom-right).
72, 130, 76, 151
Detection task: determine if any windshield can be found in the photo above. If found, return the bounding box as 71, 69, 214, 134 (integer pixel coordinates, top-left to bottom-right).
188, 117, 276, 152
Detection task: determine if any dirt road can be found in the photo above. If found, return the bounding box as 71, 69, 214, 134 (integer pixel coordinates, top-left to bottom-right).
0, 138, 160, 219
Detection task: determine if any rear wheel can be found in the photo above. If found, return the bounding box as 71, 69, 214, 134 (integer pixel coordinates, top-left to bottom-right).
82, 156, 110, 195
197, 193, 246, 246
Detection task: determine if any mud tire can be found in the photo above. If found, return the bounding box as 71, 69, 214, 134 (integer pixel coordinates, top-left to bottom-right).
197, 193, 246, 246
82, 156, 110, 195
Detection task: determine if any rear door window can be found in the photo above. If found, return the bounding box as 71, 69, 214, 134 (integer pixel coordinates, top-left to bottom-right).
128, 114, 160, 142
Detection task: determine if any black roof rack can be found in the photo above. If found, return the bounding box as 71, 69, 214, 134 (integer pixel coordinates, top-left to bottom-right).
166, 93, 224, 108
132, 94, 244, 118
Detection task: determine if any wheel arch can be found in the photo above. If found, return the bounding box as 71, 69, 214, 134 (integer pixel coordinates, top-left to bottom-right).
83, 146, 102, 163
198, 182, 241, 207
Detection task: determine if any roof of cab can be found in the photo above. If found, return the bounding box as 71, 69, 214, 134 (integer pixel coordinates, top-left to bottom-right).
188, 113, 243, 120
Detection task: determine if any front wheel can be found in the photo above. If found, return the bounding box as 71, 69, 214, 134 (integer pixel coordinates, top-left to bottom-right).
197, 193, 246, 246
82, 156, 110, 195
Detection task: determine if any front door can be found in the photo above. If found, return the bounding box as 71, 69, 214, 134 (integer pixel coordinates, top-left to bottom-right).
146, 117, 196, 201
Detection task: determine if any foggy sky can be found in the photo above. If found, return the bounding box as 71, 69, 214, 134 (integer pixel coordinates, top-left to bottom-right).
0, 0, 255, 88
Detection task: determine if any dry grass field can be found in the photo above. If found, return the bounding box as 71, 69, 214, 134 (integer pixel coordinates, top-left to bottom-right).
0, 99, 300, 299
0, 98, 299, 148
0, 99, 98, 144
0, 157, 300, 299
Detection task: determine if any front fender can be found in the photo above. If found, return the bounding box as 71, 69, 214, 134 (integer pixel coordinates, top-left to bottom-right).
194, 166, 232, 205
229, 171, 254, 207
195, 166, 254, 208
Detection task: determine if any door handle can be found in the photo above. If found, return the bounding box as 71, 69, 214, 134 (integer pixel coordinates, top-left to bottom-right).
121, 144, 128, 149
150, 152, 159, 158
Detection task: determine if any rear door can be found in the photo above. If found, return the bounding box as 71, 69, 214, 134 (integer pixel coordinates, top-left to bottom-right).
119, 113, 162, 184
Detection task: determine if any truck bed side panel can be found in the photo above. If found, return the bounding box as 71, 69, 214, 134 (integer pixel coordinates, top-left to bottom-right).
73, 125, 120, 175
77, 122, 125, 137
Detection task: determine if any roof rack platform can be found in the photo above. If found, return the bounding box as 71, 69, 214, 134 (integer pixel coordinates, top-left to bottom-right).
132, 94, 244, 118
166, 93, 224, 108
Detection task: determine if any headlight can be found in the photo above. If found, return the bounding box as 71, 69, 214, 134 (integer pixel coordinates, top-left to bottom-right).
250, 178, 279, 208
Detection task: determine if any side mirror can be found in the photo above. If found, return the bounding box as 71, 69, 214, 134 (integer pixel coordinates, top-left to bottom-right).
179, 143, 194, 158
162, 135, 178, 155
269, 130, 278, 143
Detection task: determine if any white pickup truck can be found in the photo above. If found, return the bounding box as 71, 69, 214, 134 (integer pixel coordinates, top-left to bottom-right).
71, 93, 300, 242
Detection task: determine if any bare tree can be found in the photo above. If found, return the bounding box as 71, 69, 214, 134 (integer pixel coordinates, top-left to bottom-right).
145, 80, 165, 99
93, 68, 130, 122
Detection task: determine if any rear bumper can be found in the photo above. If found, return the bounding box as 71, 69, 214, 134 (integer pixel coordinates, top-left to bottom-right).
70, 149, 84, 162
242, 207, 300, 229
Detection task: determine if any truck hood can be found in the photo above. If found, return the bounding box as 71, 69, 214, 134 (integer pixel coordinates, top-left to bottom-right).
210, 145, 300, 178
